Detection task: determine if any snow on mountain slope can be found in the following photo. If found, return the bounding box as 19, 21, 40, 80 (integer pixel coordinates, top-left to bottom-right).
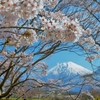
42, 62, 93, 92
48, 61, 92, 76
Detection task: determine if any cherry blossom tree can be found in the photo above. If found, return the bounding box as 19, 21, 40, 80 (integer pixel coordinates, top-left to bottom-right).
0, 0, 100, 99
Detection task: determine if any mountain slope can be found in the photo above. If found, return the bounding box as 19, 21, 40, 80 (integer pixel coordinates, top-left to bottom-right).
47, 61, 92, 77
41, 62, 94, 93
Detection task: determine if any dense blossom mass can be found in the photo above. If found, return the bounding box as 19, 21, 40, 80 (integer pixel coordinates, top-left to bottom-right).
0, 0, 100, 98
0, 0, 84, 43
0, 0, 99, 62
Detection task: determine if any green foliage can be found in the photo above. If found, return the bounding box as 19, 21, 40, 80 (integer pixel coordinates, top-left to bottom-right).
94, 97, 100, 100
1, 98, 23, 100
3, 97, 100, 100
0, 98, 64, 100
26, 98, 41, 100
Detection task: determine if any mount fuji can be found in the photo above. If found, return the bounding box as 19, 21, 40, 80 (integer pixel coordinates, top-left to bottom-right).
47, 61, 92, 77
42, 61, 93, 92
41, 61, 93, 92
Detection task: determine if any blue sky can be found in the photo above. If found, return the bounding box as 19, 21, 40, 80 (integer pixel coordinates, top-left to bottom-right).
44, 51, 97, 71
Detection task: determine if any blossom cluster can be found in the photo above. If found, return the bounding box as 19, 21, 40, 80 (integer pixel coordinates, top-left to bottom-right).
43, 0, 58, 8
1, 50, 34, 63
78, 35, 100, 62
0, 0, 86, 44
0, 29, 38, 46
39, 16, 83, 42
0, 0, 44, 26
0, 0, 99, 63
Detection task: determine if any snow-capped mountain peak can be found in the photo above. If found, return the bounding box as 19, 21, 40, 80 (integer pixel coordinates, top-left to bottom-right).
42, 62, 94, 93
48, 61, 92, 76
67, 61, 92, 75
